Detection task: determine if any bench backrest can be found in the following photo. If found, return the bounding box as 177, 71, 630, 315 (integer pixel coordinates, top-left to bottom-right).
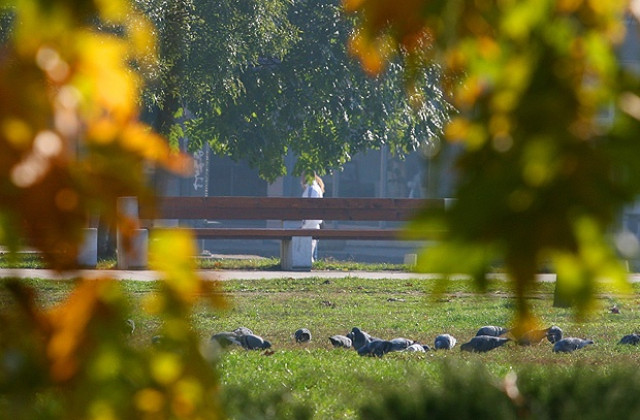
139, 196, 445, 222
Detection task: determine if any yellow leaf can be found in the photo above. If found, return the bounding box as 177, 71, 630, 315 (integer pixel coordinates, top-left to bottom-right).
47, 279, 116, 382
88, 400, 117, 420
91, 347, 122, 380
557, 0, 583, 13
94, 0, 128, 22
342, 0, 366, 13
150, 229, 201, 303
76, 34, 138, 121
135, 388, 166, 413
151, 352, 183, 385
347, 32, 391, 76
1, 117, 33, 150
444, 117, 470, 141
127, 15, 157, 64
172, 378, 203, 417
142, 293, 165, 315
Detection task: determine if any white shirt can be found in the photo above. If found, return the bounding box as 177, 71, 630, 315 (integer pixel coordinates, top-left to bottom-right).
301, 180, 323, 229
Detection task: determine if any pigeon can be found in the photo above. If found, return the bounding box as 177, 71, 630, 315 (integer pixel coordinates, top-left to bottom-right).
517, 326, 563, 346
403, 343, 428, 352
238, 333, 272, 350
329, 335, 352, 348
618, 333, 640, 345
434, 334, 457, 350
475, 326, 509, 337
357, 340, 394, 357
346, 331, 354, 342
552, 337, 593, 353
350, 327, 381, 351
233, 327, 254, 336
294, 328, 312, 343
388, 337, 415, 351
546, 326, 563, 344
124, 319, 136, 335
211, 331, 243, 348
461, 335, 510, 353
210, 326, 255, 345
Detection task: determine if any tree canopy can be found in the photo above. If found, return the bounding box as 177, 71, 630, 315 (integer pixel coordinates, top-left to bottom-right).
135, 0, 451, 181
345, 0, 640, 330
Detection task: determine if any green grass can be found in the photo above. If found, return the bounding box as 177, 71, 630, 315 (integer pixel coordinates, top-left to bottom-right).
4, 277, 640, 418
198, 256, 407, 271
206, 278, 640, 418
0, 253, 47, 269
0, 253, 409, 271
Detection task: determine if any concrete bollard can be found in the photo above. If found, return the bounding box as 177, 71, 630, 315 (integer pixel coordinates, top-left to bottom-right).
117, 228, 148, 270
403, 253, 418, 267
280, 220, 313, 271
280, 236, 313, 271
77, 228, 98, 268
117, 196, 148, 269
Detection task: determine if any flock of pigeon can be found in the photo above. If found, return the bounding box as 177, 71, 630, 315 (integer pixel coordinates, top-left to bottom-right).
208, 324, 640, 356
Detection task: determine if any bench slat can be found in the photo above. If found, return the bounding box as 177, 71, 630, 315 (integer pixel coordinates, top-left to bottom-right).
141, 197, 442, 221
155, 228, 408, 241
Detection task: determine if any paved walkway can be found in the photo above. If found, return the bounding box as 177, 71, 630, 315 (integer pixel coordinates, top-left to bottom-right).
0, 268, 446, 281
2, 268, 639, 282
0, 268, 557, 282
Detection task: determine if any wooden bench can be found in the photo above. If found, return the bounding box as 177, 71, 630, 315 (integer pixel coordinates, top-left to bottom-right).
117, 196, 452, 270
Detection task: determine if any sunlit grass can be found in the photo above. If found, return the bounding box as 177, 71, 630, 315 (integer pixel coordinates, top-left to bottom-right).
4, 277, 640, 419
0, 254, 408, 271
0, 253, 46, 268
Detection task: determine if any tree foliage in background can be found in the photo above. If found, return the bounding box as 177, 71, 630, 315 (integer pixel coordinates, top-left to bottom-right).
346, 0, 640, 329
132, 0, 298, 144
135, 0, 451, 181
0, 1, 223, 418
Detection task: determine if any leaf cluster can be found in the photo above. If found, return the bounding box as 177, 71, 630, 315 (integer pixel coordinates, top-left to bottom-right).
347, 0, 640, 323
0, 0, 190, 268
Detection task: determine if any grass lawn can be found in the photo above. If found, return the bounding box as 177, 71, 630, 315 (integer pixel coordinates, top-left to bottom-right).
0, 253, 408, 271
5, 275, 640, 418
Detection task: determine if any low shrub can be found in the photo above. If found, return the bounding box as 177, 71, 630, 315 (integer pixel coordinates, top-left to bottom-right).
359, 361, 640, 420
359, 362, 518, 420
221, 385, 312, 420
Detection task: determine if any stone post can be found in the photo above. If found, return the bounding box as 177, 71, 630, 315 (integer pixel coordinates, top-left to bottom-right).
117, 196, 148, 269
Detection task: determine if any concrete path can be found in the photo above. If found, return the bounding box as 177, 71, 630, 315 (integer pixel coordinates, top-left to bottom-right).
2, 268, 639, 282
0, 268, 558, 281
0, 268, 444, 281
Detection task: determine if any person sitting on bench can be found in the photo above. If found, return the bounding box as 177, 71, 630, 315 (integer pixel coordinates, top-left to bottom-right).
301, 173, 324, 262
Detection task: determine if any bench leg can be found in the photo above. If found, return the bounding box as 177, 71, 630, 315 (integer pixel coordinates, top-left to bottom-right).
77, 228, 98, 268
116, 196, 149, 269
117, 228, 148, 270
280, 237, 312, 271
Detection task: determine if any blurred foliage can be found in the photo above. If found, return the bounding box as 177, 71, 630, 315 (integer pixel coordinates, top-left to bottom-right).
221, 385, 312, 420
0, 0, 224, 418
359, 361, 640, 420
0, 0, 191, 268
0, 242, 224, 419
359, 362, 518, 420
346, 0, 640, 329
133, 0, 452, 181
